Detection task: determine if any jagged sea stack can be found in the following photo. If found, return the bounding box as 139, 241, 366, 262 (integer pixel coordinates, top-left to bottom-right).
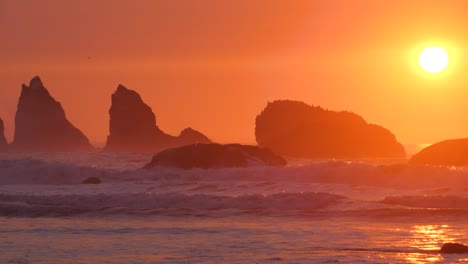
255, 100, 405, 159
104, 85, 211, 152
0, 117, 7, 148
11, 76, 93, 151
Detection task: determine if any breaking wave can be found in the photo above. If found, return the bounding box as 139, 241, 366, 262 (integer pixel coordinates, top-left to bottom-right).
1, 191, 467, 218
1, 158, 468, 189
382, 195, 468, 209
1, 155, 468, 218
0, 158, 109, 184
0, 192, 348, 217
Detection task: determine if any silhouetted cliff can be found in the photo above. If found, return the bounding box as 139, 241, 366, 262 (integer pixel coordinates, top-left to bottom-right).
255, 100, 405, 158
11, 76, 93, 151
144, 143, 287, 169
105, 85, 211, 152
410, 138, 468, 166
0, 117, 7, 148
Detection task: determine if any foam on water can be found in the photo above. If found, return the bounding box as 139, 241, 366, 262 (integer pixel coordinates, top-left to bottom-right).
0, 153, 467, 218
382, 195, 468, 209
0, 191, 350, 217
1, 153, 468, 263
1, 157, 468, 191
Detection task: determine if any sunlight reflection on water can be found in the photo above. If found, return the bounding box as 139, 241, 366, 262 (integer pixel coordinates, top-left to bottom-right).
410, 224, 453, 251
403, 224, 456, 264
1, 218, 467, 263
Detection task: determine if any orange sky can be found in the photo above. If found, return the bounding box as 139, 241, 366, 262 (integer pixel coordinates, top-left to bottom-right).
1, 0, 468, 147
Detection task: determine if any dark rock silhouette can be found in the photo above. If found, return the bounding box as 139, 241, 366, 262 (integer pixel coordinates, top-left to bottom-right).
176, 127, 211, 147
144, 143, 287, 169
104, 85, 211, 152
410, 138, 468, 166
82, 177, 101, 184
440, 243, 468, 254
255, 100, 405, 159
0, 117, 7, 148
11, 76, 93, 151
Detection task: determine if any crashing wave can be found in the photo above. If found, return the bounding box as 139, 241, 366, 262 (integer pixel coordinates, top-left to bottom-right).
0, 192, 347, 217
381, 195, 468, 209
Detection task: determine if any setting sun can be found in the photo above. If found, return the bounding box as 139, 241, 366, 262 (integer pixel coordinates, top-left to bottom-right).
418, 46, 449, 74
3, 1, 468, 263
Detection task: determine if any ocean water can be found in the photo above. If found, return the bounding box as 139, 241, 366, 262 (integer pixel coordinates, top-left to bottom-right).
0, 152, 467, 263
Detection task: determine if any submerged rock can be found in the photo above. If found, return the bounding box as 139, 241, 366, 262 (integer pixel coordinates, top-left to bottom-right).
0, 117, 6, 148
11, 76, 93, 151
144, 143, 287, 169
104, 85, 211, 152
82, 177, 101, 184
410, 138, 468, 166
440, 243, 468, 254
255, 100, 405, 159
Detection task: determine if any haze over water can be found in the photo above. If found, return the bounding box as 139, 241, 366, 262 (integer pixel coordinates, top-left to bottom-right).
2, 0, 468, 146
1, 1, 468, 263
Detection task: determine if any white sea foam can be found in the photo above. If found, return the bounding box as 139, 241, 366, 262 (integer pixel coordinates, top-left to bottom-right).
1, 156, 468, 189
0, 158, 112, 184
381, 195, 468, 209
0, 190, 466, 217
0, 154, 467, 264
0, 191, 352, 217
0, 153, 467, 217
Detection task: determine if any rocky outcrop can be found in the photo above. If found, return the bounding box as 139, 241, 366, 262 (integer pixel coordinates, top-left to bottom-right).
104, 85, 211, 152
440, 243, 468, 254
11, 76, 93, 151
82, 177, 101, 184
0, 117, 7, 148
255, 100, 405, 159
176, 127, 211, 147
144, 143, 287, 169
410, 138, 468, 166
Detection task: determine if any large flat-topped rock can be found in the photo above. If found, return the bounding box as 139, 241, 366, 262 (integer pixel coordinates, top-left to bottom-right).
255, 100, 405, 159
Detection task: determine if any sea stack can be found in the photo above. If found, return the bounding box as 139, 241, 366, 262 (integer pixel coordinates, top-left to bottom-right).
255, 100, 405, 159
11, 76, 93, 151
410, 138, 468, 166
104, 85, 211, 152
0, 117, 7, 148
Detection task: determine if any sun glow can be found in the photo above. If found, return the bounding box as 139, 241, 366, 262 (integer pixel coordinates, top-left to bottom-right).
418, 46, 449, 74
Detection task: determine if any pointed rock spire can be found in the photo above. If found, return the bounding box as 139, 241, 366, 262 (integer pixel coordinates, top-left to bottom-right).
105, 84, 211, 152
11, 76, 93, 151
0, 117, 7, 148
29, 76, 44, 90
